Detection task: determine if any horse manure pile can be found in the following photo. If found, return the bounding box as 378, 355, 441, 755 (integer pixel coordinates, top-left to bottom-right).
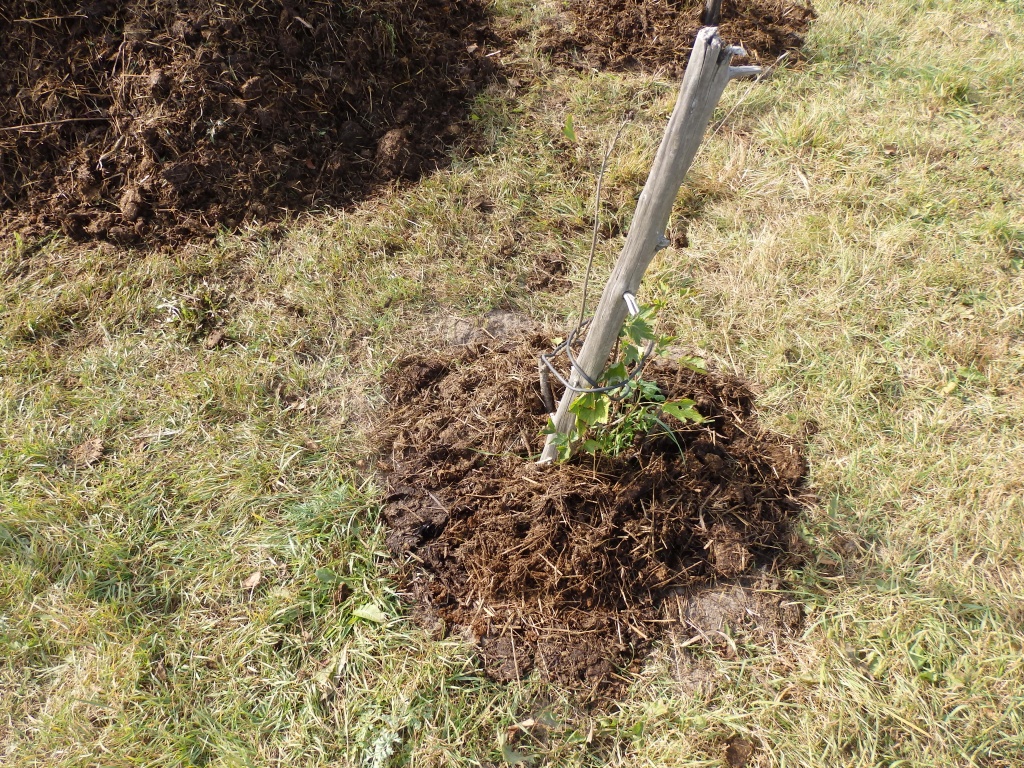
0, 0, 497, 244
541, 0, 816, 75
380, 335, 808, 694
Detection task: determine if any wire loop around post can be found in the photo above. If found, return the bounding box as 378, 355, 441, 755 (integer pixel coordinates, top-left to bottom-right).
538, 293, 656, 412
623, 292, 640, 316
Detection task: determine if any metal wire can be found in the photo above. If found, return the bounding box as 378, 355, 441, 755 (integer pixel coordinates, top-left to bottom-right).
538, 294, 656, 409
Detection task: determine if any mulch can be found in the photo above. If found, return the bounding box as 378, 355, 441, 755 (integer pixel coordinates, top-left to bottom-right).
0, 0, 498, 245
378, 335, 809, 694
540, 0, 816, 75
1, 0, 815, 246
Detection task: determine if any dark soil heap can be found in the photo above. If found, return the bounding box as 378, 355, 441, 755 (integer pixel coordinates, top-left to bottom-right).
380, 335, 808, 692
541, 0, 816, 74
0, 0, 497, 244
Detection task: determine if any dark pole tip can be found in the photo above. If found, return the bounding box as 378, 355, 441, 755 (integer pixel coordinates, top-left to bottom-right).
701, 0, 723, 26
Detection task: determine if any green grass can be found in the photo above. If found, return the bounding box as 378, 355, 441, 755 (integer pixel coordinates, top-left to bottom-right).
3, 0, 1024, 765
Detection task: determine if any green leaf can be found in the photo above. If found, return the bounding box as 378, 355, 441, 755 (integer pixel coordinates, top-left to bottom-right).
623, 316, 656, 345
556, 440, 572, 462
678, 356, 708, 374
649, 701, 671, 717
315, 567, 341, 584
615, 378, 637, 399
562, 114, 577, 142
908, 647, 929, 672
662, 399, 703, 424
582, 439, 601, 455
352, 604, 389, 623
957, 366, 986, 383
570, 393, 610, 426
622, 343, 642, 366
602, 361, 629, 385
638, 379, 664, 402
501, 742, 533, 765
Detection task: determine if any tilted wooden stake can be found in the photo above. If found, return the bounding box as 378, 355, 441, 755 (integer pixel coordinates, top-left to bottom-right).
702, 0, 723, 26
539, 27, 757, 463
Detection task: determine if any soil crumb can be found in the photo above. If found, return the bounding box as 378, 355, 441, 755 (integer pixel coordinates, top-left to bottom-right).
541, 0, 816, 75
379, 334, 808, 694
1, 1, 498, 245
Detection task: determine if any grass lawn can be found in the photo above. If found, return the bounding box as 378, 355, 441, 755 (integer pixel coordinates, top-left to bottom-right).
2, 0, 1023, 765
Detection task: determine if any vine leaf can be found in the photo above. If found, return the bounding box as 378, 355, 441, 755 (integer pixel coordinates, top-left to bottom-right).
570, 393, 610, 426
662, 399, 703, 423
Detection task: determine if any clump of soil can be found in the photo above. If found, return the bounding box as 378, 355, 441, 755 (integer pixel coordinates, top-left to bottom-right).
379, 335, 808, 693
0, 1, 498, 244
541, 0, 816, 75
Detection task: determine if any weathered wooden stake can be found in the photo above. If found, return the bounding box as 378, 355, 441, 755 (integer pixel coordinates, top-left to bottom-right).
539, 27, 757, 464
702, 0, 723, 26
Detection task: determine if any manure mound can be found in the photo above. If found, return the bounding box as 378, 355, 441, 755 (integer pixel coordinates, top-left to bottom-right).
0, 0, 497, 244
541, 0, 816, 75
379, 335, 808, 693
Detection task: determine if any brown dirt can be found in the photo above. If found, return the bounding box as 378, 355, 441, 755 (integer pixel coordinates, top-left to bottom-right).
540, 0, 816, 75
378, 334, 809, 694
0, 0, 498, 245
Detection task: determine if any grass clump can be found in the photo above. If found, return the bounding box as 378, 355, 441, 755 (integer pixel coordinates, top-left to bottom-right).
2, 0, 1024, 765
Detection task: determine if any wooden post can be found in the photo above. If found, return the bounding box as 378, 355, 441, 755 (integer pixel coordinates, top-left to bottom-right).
702, 0, 723, 26
539, 27, 756, 464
